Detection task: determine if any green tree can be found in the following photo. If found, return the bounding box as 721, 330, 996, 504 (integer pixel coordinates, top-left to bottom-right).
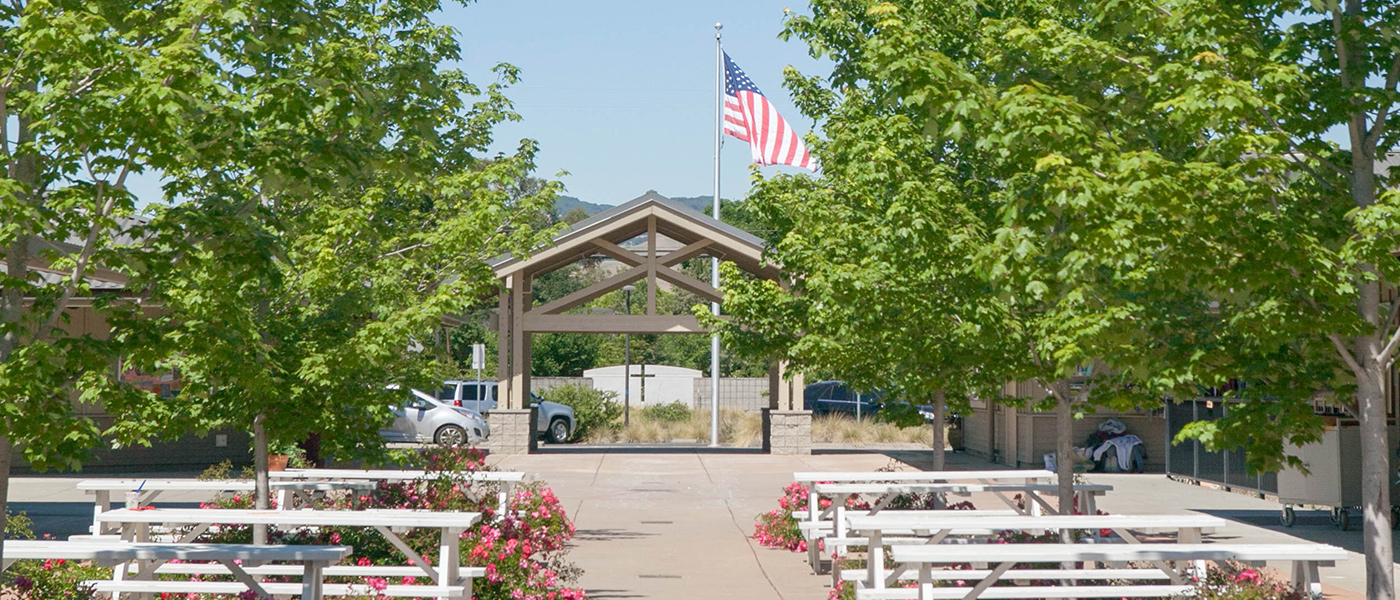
0, 0, 243, 562
0, 0, 557, 555
772, 1, 1400, 592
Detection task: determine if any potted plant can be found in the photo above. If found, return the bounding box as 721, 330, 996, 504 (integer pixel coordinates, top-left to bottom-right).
268, 440, 301, 472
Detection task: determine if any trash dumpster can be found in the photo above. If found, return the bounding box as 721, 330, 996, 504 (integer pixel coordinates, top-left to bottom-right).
1277, 418, 1400, 530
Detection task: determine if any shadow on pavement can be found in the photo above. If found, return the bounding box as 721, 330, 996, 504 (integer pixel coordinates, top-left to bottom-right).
1192, 507, 1400, 559
534, 445, 763, 455
11, 501, 204, 540
572, 528, 658, 542
585, 589, 646, 599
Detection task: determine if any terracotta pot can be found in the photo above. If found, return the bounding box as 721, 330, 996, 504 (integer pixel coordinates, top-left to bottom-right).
268, 454, 290, 472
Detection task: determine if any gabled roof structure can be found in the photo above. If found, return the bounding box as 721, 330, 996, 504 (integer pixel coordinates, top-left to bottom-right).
491, 190, 780, 336
487, 192, 805, 437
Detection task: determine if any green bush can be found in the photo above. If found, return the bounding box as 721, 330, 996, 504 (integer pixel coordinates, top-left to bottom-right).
542, 384, 620, 440
640, 402, 692, 423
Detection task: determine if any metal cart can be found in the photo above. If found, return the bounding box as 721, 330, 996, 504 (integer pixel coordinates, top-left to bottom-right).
1276, 419, 1400, 530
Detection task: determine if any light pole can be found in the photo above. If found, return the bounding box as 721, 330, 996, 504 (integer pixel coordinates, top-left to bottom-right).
622, 284, 635, 427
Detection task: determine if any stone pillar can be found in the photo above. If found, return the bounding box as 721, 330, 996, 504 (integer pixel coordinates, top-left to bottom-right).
765, 360, 810, 454
769, 410, 812, 455
486, 410, 533, 455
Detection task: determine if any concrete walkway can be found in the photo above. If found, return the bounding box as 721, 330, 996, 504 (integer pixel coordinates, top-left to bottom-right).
5, 448, 1381, 598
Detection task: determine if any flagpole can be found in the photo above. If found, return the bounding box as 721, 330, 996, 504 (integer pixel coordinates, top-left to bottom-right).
709, 22, 723, 448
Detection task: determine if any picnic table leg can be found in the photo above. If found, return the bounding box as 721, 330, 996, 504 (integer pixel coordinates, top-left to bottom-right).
866, 529, 884, 589
1291, 560, 1322, 599
301, 559, 325, 600
92, 490, 110, 535
806, 483, 820, 572
834, 494, 852, 562
917, 562, 932, 600
498, 481, 515, 521
439, 526, 463, 600
959, 561, 1014, 600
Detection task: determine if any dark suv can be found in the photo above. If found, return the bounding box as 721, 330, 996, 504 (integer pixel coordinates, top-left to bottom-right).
803, 380, 882, 417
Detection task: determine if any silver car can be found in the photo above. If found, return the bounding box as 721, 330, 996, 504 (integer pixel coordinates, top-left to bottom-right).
380, 387, 489, 446
434, 380, 576, 443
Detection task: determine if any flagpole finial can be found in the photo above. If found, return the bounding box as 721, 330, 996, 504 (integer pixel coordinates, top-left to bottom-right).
715, 22, 722, 39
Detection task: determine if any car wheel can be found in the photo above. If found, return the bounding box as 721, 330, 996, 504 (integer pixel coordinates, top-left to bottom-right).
435, 425, 467, 447
547, 418, 570, 444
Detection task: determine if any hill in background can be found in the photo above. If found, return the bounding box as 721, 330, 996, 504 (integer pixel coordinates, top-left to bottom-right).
555, 194, 718, 217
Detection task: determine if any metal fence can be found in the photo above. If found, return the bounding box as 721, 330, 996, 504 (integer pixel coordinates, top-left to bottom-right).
1165, 399, 1278, 495
692, 377, 769, 412
529, 376, 771, 412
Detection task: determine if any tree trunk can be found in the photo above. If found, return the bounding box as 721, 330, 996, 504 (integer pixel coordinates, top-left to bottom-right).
252, 413, 269, 545
0, 435, 11, 570
931, 390, 947, 509
1055, 393, 1075, 516
1357, 368, 1394, 600
930, 390, 946, 471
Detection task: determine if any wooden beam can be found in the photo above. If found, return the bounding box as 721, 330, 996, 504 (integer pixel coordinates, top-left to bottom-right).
523, 314, 720, 334
647, 215, 658, 315
532, 264, 646, 315
655, 265, 722, 303
660, 240, 714, 266
590, 238, 643, 267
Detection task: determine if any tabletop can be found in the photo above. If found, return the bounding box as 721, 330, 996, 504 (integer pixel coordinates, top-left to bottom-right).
3, 540, 352, 563
812, 482, 1114, 495
846, 513, 1228, 532
890, 542, 1350, 563
269, 469, 525, 482
795, 469, 1055, 483
96, 508, 482, 528
77, 479, 376, 492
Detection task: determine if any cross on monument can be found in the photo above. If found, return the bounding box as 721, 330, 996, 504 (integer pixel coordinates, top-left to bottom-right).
630, 364, 657, 406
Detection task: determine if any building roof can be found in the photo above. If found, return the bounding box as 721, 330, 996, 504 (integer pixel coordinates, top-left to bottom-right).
491, 190, 776, 281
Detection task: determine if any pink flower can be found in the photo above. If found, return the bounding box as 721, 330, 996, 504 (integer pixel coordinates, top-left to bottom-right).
1234, 569, 1262, 584
365, 576, 387, 591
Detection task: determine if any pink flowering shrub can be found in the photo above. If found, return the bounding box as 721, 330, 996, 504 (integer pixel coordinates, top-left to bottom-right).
162, 446, 587, 600
753, 482, 871, 552
2, 513, 107, 600
1192, 562, 1303, 600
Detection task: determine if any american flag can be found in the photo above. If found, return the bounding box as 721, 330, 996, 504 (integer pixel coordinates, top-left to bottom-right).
723, 52, 817, 172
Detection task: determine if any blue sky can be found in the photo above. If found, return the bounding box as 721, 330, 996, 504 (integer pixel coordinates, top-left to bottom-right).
443, 0, 829, 206
115, 3, 1343, 208
124, 1, 827, 208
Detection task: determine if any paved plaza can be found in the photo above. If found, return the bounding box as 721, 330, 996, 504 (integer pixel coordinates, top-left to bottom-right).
6, 447, 1382, 598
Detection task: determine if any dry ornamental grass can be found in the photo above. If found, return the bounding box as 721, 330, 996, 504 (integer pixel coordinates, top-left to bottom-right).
582, 405, 940, 448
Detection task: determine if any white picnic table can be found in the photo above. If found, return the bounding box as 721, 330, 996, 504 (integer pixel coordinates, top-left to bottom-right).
871, 541, 1347, 600
95, 507, 479, 597
2, 539, 351, 600
810, 481, 1113, 571
270, 468, 525, 517
843, 513, 1228, 590
77, 479, 377, 534
794, 469, 1055, 570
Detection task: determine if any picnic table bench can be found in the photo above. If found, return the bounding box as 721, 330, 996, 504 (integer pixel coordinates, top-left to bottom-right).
2, 539, 351, 600
808, 481, 1113, 572
96, 507, 480, 598
841, 513, 1228, 588
795, 470, 1055, 571
77, 479, 378, 534
271, 468, 525, 517
860, 542, 1347, 600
